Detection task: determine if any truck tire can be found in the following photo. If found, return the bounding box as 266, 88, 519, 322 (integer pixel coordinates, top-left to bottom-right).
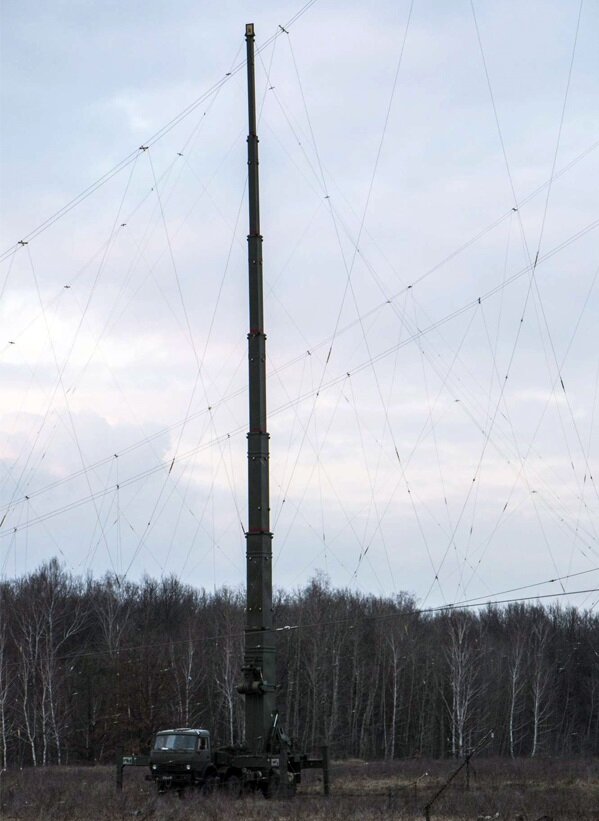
262, 771, 281, 799
224, 773, 242, 797
202, 772, 219, 795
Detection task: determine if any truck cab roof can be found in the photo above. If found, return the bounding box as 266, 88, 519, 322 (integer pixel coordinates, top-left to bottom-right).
155, 728, 210, 736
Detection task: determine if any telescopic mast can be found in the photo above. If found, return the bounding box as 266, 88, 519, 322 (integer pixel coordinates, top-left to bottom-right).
238, 22, 277, 753
121, 24, 327, 797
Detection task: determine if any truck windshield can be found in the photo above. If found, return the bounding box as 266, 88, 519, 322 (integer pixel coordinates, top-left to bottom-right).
153, 734, 197, 751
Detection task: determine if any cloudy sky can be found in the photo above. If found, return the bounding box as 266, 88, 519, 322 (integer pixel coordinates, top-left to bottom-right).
1, 0, 598, 610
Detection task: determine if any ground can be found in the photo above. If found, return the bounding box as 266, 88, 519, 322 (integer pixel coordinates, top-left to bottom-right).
1, 757, 598, 820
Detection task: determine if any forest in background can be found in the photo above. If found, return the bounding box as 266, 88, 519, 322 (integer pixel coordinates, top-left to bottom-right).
0, 559, 597, 768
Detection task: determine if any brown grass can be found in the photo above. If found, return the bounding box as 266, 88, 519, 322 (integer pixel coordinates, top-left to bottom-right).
1, 758, 598, 820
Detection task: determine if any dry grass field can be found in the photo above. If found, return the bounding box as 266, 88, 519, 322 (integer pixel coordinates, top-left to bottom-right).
1, 757, 598, 820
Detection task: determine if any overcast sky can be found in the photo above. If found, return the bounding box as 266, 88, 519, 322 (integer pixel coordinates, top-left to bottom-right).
1, 0, 598, 610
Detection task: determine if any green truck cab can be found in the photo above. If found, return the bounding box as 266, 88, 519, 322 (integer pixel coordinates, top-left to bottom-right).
148, 728, 217, 791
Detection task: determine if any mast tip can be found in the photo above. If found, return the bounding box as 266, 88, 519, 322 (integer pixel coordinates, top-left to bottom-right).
246, 23, 255, 36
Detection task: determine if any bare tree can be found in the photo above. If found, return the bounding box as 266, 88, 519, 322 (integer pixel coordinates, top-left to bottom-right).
444, 614, 479, 758
0, 619, 13, 768
212, 590, 243, 746
529, 617, 553, 757
507, 627, 527, 758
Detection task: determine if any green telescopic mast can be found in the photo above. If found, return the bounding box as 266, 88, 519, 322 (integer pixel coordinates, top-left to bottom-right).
238, 22, 277, 753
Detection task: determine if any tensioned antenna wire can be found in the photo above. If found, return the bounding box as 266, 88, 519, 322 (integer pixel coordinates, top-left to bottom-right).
255, 55, 337, 535
159, 41, 245, 209
470, 0, 597, 515
127, 32, 280, 579
455, 257, 515, 597
282, 489, 380, 593
271, 370, 375, 576
2, 214, 598, 543
122, 36, 282, 581
3, 188, 597, 531
413, 292, 467, 598
263, 51, 598, 342
282, 479, 389, 595
179, 438, 244, 577
460, 298, 569, 598
0, 212, 140, 363
361, 293, 411, 582
137, 149, 234, 564
466, 0, 597, 573
346, 375, 399, 593
420, 3, 592, 607
270, 118, 586, 532
273, 7, 414, 577
1, 129, 596, 478
449, 386, 599, 557
147, 150, 201, 368
358, 245, 572, 599
272, 380, 390, 598
169, 185, 252, 574
336, 0, 415, 288
279, 6, 596, 458
336, 214, 597, 571
535, 0, 584, 263
461, 263, 599, 594
1, 125, 596, 388
571, 360, 599, 572
272, 28, 375, 509
0, 251, 17, 303
26, 247, 117, 574
4, 215, 596, 576
258, 43, 599, 552
75, 51, 245, 383
339, 0, 425, 586
85, 459, 119, 568
166, 450, 245, 579
37, 123, 250, 576
271, 378, 391, 596
1, 266, 133, 533
0, 0, 321, 264
0, 298, 593, 561
263, 47, 351, 530
271, 313, 398, 577
118, 240, 239, 578
269, 350, 310, 525
407, 293, 470, 598
520, 7, 599, 519
348, 308, 482, 600
258, 44, 355, 564
0, 158, 139, 540
308, 208, 596, 568
564, 353, 599, 587
64, 127, 246, 413
3, 160, 139, 490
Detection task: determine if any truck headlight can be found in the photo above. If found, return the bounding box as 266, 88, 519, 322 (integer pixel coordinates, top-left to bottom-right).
152, 765, 157, 770
186, 764, 191, 771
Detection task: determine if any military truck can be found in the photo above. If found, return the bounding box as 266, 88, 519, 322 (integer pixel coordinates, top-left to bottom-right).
147, 722, 312, 796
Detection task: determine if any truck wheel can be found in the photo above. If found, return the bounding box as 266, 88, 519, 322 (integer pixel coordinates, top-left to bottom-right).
262, 771, 281, 799
202, 775, 219, 796
224, 773, 242, 797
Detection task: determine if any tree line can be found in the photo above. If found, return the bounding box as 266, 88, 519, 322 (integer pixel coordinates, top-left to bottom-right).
0, 559, 597, 768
